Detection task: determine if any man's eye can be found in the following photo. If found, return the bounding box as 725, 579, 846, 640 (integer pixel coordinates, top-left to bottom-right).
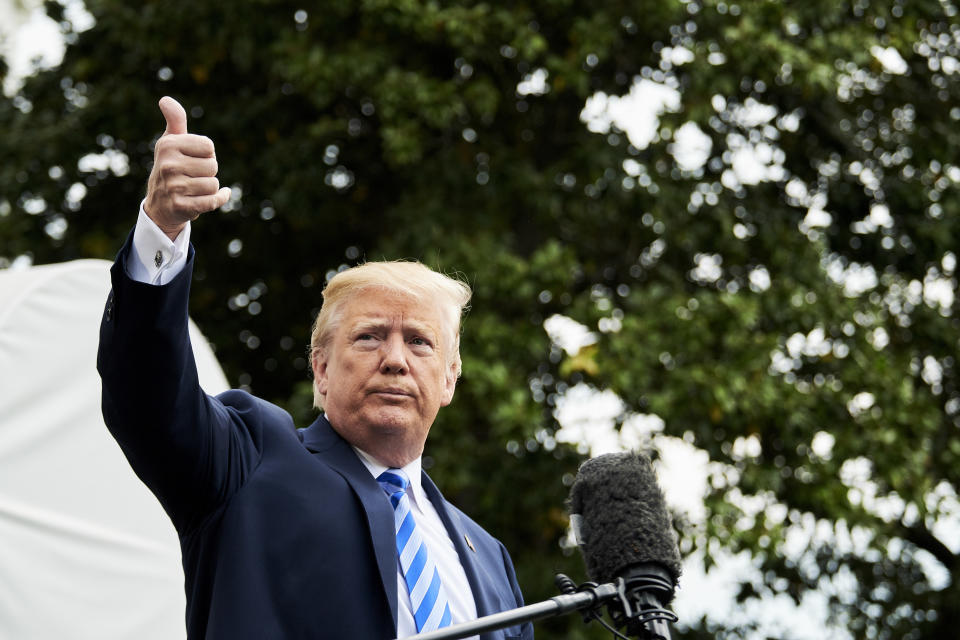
410, 337, 429, 346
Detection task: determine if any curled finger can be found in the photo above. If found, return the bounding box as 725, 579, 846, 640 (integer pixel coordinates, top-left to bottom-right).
185, 176, 221, 197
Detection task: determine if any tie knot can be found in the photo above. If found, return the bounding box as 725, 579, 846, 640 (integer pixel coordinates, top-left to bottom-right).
377, 469, 410, 497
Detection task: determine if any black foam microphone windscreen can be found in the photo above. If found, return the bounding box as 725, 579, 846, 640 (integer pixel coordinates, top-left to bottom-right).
568, 452, 682, 587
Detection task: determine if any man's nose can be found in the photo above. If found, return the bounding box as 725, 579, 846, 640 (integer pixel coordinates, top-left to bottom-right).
380, 334, 408, 374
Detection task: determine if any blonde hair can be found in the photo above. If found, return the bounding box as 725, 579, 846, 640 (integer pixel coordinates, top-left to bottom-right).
309, 261, 472, 409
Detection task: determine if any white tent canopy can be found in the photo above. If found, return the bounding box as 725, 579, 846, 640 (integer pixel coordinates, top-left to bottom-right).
0, 259, 229, 639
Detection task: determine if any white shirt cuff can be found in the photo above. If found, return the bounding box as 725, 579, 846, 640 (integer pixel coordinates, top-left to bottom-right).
127, 201, 191, 285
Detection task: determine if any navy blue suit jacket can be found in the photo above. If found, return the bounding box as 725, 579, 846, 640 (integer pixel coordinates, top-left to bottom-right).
97, 237, 532, 639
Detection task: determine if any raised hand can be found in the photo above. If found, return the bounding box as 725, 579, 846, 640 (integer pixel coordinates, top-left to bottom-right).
144, 96, 231, 240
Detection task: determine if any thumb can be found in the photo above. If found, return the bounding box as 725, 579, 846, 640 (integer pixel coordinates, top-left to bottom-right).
159, 96, 188, 135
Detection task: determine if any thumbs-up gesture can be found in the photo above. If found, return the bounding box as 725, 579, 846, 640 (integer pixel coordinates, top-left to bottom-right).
144, 96, 231, 240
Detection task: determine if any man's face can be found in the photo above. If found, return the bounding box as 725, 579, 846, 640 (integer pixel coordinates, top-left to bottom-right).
312, 289, 457, 468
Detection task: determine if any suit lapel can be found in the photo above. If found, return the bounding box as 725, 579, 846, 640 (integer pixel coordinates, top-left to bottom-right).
421, 473, 502, 633
299, 417, 399, 631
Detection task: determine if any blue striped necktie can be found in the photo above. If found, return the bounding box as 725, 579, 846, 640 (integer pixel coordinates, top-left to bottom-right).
377, 469, 453, 633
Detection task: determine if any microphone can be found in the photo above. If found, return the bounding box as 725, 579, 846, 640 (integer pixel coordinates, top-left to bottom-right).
396, 452, 681, 640
568, 452, 681, 639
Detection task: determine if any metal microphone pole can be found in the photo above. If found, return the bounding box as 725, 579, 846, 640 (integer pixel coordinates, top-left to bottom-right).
394, 570, 676, 640
396, 579, 622, 640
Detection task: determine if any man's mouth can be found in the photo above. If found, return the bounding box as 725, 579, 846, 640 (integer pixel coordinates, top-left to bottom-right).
370, 387, 413, 398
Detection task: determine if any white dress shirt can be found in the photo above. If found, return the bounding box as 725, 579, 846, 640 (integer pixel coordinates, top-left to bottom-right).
127, 210, 479, 638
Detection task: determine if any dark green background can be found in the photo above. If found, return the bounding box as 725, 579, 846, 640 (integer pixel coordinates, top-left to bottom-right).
2, 1, 959, 637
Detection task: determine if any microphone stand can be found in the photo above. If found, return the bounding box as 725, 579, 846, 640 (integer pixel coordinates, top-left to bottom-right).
395, 569, 676, 640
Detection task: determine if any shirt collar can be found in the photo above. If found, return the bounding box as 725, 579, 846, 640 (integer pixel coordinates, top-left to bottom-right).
353, 446, 424, 504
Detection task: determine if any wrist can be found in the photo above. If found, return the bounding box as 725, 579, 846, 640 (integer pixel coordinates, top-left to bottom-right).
157, 222, 186, 242
144, 200, 185, 241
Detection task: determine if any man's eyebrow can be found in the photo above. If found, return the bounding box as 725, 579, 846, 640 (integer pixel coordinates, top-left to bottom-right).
348, 316, 439, 339
348, 317, 388, 332
403, 320, 438, 339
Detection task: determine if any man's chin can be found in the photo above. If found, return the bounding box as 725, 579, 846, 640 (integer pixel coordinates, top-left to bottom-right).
364, 409, 419, 434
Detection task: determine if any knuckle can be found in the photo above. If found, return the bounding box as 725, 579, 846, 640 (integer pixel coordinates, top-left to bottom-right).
197, 135, 215, 153
156, 135, 180, 154
159, 162, 181, 178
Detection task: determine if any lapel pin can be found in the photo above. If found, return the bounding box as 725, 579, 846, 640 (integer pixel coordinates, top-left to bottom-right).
464, 533, 476, 553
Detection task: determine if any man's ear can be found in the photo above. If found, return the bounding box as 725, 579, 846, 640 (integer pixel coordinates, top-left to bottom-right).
312, 350, 329, 397
440, 362, 457, 407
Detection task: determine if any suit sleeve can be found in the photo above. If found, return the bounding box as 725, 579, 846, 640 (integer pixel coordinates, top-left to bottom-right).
97, 232, 263, 533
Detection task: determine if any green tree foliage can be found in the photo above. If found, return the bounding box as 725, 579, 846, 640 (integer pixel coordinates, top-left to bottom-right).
2, 0, 959, 637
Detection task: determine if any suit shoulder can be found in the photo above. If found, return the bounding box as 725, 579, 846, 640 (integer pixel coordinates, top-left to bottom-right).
214, 389, 298, 435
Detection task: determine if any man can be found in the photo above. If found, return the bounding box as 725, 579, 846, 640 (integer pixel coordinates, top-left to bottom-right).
97, 96, 533, 639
